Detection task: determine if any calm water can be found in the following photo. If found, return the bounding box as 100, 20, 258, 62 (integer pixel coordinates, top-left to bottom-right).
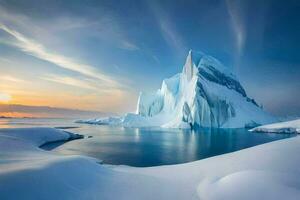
0, 118, 295, 167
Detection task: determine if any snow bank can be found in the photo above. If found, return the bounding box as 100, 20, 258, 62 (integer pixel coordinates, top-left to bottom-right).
121, 136, 300, 200
0, 127, 300, 200
250, 119, 300, 134
0, 127, 82, 147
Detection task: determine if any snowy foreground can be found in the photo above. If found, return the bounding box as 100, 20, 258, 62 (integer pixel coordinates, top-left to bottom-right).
0, 127, 300, 200
250, 118, 300, 134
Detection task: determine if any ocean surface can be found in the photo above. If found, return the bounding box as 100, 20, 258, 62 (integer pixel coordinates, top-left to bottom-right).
0, 118, 295, 167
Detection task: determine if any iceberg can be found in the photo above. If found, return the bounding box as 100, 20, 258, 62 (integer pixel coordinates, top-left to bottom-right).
123, 50, 276, 129
77, 50, 276, 129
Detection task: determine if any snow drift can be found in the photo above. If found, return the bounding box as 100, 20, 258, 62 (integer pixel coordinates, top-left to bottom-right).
123, 50, 276, 128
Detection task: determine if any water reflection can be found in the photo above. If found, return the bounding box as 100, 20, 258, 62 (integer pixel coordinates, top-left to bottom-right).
49, 126, 294, 167
0, 118, 295, 167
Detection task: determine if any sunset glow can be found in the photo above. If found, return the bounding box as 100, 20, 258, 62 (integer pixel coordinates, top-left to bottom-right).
0, 93, 11, 103
0, 0, 299, 118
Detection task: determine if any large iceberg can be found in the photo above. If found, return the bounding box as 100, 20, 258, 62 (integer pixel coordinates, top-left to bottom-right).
123, 50, 276, 129
78, 50, 276, 129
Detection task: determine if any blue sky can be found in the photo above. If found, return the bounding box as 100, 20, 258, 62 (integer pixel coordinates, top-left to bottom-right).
0, 0, 299, 116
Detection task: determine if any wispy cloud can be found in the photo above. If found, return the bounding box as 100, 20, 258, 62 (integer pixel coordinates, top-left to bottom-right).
0, 4, 137, 113
148, 2, 186, 57
88, 14, 140, 52
225, 0, 246, 66
119, 40, 140, 51
42, 74, 98, 90
159, 19, 185, 53
0, 23, 121, 88
0, 75, 24, 82
152, 55, 160, 64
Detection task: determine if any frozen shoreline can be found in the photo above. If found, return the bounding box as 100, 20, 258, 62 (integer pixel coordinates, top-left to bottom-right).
250, 119, 300, 134
0, 127, 299, 200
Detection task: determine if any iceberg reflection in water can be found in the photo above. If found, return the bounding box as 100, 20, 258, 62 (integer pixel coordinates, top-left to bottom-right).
42, 125, 294, 167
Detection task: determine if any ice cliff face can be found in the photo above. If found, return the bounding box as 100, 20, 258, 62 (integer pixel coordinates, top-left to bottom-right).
124, 50, 276, 129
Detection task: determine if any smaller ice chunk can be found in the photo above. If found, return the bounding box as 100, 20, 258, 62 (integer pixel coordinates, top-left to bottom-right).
250, 119, 300, 134
76, 117, 122, 125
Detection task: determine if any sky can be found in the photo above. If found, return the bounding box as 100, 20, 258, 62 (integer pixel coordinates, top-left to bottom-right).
0, 0, 299, 117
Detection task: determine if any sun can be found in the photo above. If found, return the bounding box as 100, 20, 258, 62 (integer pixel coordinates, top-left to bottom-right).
0, 93, 12, 103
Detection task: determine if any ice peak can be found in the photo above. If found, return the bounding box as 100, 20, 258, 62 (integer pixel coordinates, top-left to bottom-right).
188, 50, 205, 66
186, 50, 233, 77
183, 50, 204, 81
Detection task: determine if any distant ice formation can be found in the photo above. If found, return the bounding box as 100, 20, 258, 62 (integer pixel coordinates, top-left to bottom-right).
250, 119, 300, 134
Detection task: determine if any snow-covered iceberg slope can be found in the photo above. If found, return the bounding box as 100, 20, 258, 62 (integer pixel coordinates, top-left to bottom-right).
250, 119, 300, 134
1, 127, 300, 200
124, 50, 276, 128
